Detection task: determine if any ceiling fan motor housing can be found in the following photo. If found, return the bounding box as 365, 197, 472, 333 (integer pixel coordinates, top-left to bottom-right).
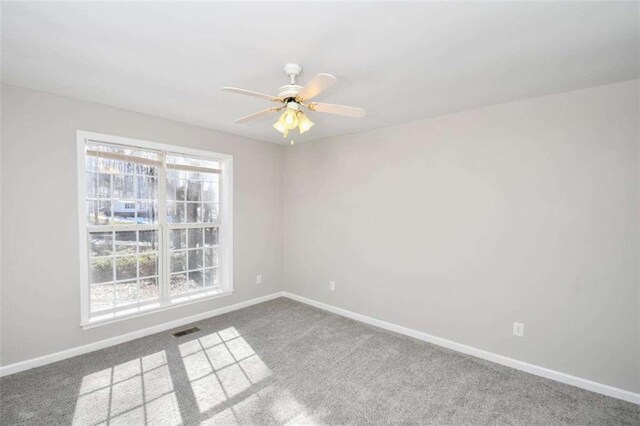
285, 101, 301, 111
278, 84, 303, 99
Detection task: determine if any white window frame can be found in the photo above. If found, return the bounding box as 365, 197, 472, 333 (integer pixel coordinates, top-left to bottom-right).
77, 130, 233, 328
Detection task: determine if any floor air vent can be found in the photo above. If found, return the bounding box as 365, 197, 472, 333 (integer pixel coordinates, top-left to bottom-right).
172, 326, 200, 337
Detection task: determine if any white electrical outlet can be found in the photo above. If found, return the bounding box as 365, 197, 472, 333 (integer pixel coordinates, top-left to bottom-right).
256, 274, 262, 285
513, 322, 524, 337
329, 281, 335, 291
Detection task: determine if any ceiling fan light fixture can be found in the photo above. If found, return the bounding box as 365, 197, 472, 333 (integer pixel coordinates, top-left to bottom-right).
274, 102, 302, 137
273, 116, 289, 137
297, 111, 314, 134
282, 108, 299, 130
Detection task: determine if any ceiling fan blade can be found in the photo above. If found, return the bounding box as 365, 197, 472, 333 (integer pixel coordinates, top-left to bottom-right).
222, 87, 283, 102
235, 107, 283, 123
308, 102, 366, 118
296, 73, 337, 101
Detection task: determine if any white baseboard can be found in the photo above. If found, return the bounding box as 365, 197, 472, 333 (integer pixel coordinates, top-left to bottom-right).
281, 292, 640, 405
3, 291, 637, 405
0, 292, 285, 378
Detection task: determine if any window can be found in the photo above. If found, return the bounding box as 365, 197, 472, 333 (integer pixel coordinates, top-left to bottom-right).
77, 131, 233, 326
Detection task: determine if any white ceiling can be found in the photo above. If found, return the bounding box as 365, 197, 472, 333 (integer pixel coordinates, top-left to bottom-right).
2, 2, 638, 145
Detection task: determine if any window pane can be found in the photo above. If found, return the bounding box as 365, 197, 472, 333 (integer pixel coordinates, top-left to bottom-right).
176, 179, 187, 201
139, 253, 158, 278
137, 176, 157, 200
188, 249, 203, 270
188, 228, 203, 248
166, 178, 177, 201
204, 268, 218, 288
96, 158, 112, 173
204, 228, 219, 247
91, 283, 114, 312
90, 232, 113, 257
115, 231, 137, 254
98, 174, 111, 198
167, 170, 185, 180
204, 248, 219, 268
87, 200, 99, 226
139, 230, 157, 252
170, 273, 188, 295
187, 181, 201, 202
189, 270, 203, 288
202, 181, 219, 203
98, 201, 112, 225
85, 142, 172, 317
86, 156, 98, 172
115, 280, 137, 307
171, 251, 186, 273
139, 278, 159, 301
112, 159, 136, 175
86, 172, 98, 198
87, 201, 111, 225
86, 144, 159, 230
203, 203, 218, 223
136, 163, 157, 176
137, 202, 158, 224
112, 201, 136, 224
167, 202, 185, 224
113, 175, 135, 199
90, 258, 113, 283
186, 203, 201, 223
170, 229, 186, 250
116, 256, 137, 281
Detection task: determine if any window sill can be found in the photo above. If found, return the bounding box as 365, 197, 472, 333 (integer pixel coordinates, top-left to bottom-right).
81, 289, 234, 329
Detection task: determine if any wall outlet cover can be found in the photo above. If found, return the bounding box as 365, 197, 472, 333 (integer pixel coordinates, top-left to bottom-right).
513, 322, 524, 337
329, 281, 335, 291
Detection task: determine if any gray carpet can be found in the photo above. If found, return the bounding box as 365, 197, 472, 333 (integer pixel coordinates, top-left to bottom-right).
1, 298, 638, 425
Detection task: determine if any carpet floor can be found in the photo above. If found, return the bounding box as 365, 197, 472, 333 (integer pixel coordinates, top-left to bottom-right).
1, 298, 638, 425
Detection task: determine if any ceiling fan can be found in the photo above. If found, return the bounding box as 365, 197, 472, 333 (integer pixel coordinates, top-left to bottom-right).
223, 63, 366, 138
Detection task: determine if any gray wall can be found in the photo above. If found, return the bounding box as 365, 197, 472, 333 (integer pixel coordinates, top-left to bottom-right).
1, 85, 284, 365
2, 81, 638, 395
283, 80, 639, 393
